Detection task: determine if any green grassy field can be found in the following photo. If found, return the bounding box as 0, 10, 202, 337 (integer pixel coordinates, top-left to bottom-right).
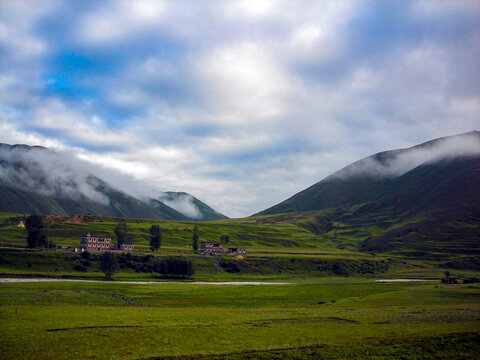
0, 280, 479, 359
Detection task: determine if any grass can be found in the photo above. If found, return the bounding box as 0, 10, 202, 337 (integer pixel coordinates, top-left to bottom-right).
0, 280, 479, 359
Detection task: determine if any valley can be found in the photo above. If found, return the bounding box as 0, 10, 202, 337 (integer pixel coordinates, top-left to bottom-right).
0, 132, 479, 359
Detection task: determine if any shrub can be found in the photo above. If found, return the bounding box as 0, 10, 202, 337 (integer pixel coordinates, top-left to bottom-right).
81, 251, 91, 260
153, 257, 194, 278
125, 261, 136, 269
74, 264, 87, 272
332, 262, 349, 276
220, 260, 240, 273
441, 277, 458, 284
81, 260, 91, 267
135, 263, 153, 273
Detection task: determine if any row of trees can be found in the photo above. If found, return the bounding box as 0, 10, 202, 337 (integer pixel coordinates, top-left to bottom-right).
99, 252, 194, 280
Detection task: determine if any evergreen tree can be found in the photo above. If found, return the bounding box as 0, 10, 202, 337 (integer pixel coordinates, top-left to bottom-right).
114, 222, 128, 246
25, 214, 47, 248
192, 226, 199, 253
100, 252, 118, 280
149, 224, 162, 252
220, 234, 230, 245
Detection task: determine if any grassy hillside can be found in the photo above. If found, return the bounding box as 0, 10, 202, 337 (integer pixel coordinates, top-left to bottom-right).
0, 211, 478, 280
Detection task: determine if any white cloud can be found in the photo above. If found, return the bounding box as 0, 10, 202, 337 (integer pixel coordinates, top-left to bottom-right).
410, 0, 480, 21
194, 42, 294, 124
228, 0, 276, 18
0, 118, 64, 149
78, 0, 166, 43
30, 99, 130, 149
0, 0, 52, 59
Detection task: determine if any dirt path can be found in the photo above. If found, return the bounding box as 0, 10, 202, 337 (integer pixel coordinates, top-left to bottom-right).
0, 278, 292, 285
374, 279, 439, 282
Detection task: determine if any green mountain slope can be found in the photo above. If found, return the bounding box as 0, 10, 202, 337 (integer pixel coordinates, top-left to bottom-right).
257, 132, 480, 257
259, 131, 480, 215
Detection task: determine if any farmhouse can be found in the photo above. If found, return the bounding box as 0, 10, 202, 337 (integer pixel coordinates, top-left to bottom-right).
200, 242, 248, 257
80, 234, 112, 251
115, 243, 134, 252
227, 247, 247, 257
200, 242, 224, 256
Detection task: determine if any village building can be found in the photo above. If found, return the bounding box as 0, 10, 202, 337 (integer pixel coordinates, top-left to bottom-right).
200, 242, 224, 256
115, 243, 134, 252
80, 234, 112, 252
227, 247, 247, 257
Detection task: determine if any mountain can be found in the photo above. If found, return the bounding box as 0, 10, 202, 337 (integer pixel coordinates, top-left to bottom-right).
259, 131, 480, 215
0, 144, 219, 221
257, 131, 480, 258
151, 191, 228, 221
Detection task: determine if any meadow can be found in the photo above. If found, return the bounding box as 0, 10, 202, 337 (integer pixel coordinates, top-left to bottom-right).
0, 279, 479, 359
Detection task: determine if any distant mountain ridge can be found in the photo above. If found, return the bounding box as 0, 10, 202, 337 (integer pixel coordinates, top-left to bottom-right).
259, 131, 480, 215
152, 191, 228, 221
0, 143, 227, 221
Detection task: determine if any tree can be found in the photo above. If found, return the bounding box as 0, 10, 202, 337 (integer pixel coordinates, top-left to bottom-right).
100, 252, 118, 280
220, 234, 230, 245
114, 222, 128, 246
149, 225, 162, 252
192, 226, 199, 253
25, 214, 47, 248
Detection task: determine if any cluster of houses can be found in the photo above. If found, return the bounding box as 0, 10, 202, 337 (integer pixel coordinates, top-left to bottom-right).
200, 242, 247, 257
78, 234, 134, 253
77, 237, 246, 257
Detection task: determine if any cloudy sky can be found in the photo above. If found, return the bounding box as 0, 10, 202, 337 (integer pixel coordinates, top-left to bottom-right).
0, 0, 479, 217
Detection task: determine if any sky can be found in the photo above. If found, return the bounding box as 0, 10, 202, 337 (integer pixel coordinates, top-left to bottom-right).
0, 0, 479, 218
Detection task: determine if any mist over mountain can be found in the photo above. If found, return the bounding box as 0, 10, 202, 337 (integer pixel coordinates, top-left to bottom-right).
154, 191, 228, 221
0, 143, 225, 220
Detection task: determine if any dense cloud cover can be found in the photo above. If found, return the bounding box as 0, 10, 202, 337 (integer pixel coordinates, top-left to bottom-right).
0, 1, 479, 217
